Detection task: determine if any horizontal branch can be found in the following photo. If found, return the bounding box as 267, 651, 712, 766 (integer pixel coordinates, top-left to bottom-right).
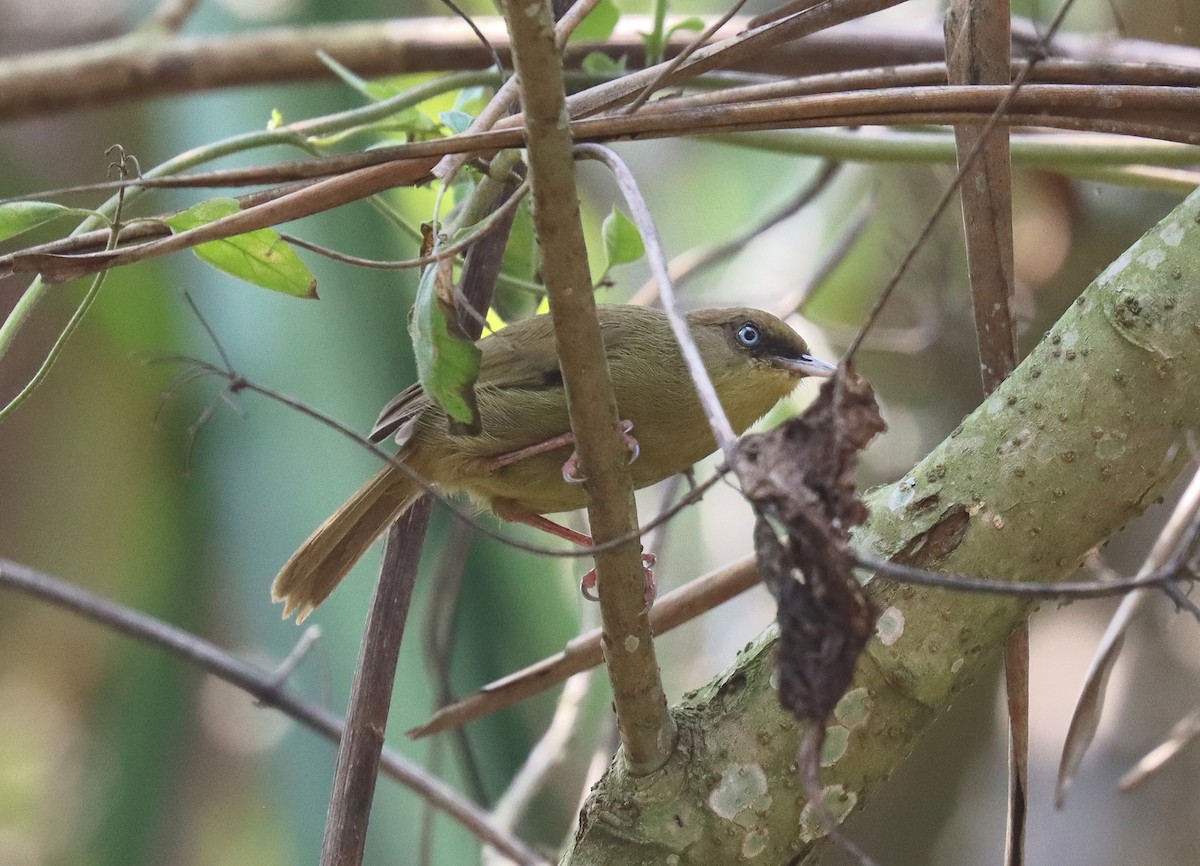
3, 15, 1199, 122
5, 84, 1199, 287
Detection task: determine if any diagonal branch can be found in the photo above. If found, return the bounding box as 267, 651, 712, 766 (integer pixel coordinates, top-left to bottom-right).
0, 558, 547, 866
563, 164, 1200, 866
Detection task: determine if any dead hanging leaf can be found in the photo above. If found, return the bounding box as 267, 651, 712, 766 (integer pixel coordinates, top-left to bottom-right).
735, 366, 885, 862
737, 365, 884, 723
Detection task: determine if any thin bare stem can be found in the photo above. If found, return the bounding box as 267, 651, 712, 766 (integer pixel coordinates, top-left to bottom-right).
575, 144, 737, 457
0, 558, 548, 866
278, 179, 530, 271
623, 0, 752, 115
631, 160, 843, 307
408, 553, 764, 739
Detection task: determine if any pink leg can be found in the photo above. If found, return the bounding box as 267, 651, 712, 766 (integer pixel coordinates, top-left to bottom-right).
505, 511, 656, 605
483, 430, 578, 473
483, 422, 641, 484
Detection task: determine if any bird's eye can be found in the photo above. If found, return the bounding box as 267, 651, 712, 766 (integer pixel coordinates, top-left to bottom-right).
736, 323, 762, 347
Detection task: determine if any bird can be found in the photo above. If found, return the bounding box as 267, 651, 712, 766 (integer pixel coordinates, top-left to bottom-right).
271, 304, 836, 622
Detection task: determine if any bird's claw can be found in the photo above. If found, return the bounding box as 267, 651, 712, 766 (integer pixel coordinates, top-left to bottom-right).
580, 552, 657, 605
562, 452, 585, 484
560, 421, 640, 484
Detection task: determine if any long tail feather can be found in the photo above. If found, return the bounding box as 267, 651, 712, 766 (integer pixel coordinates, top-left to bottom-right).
271, 467, 421, 622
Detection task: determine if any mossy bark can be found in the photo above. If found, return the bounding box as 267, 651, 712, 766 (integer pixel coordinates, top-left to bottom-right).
563, 189, 1200, 865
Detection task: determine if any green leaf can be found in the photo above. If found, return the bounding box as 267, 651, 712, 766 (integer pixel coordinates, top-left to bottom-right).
666, 16, 705, 38
410, 246, 482, 433
164, 199, 317, 298
0, 201, 78, 242
267, 108, 285, 130
602, 206, 645, 268
581, 51, 627, 75
439, 110, 475, 135
570, 0, 620, 42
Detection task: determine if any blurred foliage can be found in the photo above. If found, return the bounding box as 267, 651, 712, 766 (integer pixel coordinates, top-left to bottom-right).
1, 1, 1199, 865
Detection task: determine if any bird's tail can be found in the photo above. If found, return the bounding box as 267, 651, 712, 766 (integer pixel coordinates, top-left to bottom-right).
271, 466, 421, 622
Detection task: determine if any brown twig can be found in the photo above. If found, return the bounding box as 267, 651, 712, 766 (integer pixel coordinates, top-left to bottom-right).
431, 0, 603, 181
5, 14, 1200, 122
408, 554, 764, 739
502, 0, 675, 776
622, 0, 752, 115
317, 142, 515, 866
320, 504, 433, 866
630, 160, 843, 307
0, 558, 548, 866
7, 81, 1200, 286
944, 2, 1025, 862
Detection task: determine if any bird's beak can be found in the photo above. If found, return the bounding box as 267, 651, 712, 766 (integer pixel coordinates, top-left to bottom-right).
774, 353, 838, 378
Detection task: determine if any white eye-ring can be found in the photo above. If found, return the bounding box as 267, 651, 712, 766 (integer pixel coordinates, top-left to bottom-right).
736, 323, 761, 347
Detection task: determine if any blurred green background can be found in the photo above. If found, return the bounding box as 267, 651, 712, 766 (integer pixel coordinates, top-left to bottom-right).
3, 0, 1200, 864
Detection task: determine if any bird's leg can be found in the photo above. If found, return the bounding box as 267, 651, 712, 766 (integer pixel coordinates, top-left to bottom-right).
482, 421, 641, 484
501, 510, 656, 605
483, 430, 578, 473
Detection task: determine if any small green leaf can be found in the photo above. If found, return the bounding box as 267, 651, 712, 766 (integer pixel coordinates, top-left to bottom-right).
570, 0, 620, 42
164, 199, 317, 298
581, 51, 627, 75
0, 201, 76, 242
439, 110, 475, 135
410, 245, 482, 433
666, 16, 705, 38
267, 108, 285, 130
602, 206, 645, 268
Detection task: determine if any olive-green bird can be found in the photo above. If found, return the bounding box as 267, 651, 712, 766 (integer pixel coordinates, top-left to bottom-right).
272, 305, 835, 621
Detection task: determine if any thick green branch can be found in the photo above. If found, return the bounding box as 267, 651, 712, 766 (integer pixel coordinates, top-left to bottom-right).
562, 185, 1200, 864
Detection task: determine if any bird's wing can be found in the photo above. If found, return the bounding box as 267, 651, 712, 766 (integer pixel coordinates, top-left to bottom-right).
474, 314, 563, 391
370, 314, 564, 444
371, 381, 429, 443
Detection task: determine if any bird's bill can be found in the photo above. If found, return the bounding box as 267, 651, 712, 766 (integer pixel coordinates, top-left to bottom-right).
774, 353, 838, 378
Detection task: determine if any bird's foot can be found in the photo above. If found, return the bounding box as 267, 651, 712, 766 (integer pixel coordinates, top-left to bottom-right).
562, 420, 640, 484
580, 552, 657, 605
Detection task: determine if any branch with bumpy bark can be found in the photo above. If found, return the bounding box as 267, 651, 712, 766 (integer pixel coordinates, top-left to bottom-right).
561, 188, 1200, 864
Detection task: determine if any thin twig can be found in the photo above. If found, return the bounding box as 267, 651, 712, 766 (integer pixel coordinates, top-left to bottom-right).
623, 0, 752, 115
0, 558, 548, 866
320, 503, 432, 866
631, 160, 843, 307
278, 179, 530, 271
431, 0, 604, 180
844, 0, 1078, 361
775, 191, 874, 318
854, 553, 1192, 598
575, 144, 738, 457
408, 553, 764, 739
